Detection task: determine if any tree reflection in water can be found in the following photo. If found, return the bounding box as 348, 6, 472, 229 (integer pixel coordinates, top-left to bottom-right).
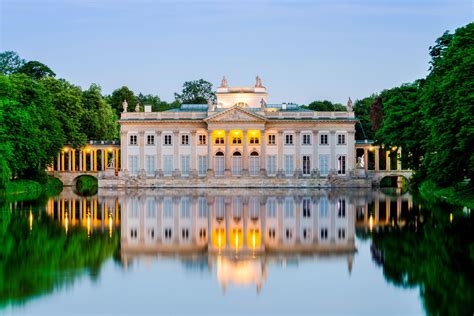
370, 197, 474, 316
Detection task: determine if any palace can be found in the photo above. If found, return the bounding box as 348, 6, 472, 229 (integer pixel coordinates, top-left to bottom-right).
116, 77, 363, 187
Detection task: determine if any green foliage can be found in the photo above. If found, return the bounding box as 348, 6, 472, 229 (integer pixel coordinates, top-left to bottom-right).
0, 205, 119, 306
75, 175, 98, 196
354, 95, 376, 140
81, 84, 118, 140
138, 93, 180, 112
304, 100, 346, 111
107, 86, 138, 117
15, 61, 55, 79
174, 79, 215, 104
419, 180, 474, 209
0, 51, 25, 76
0, 176, 63, 203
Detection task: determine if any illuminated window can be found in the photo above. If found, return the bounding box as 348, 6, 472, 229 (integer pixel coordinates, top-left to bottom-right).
215, 137, 224, 144
249, 137, 259, 144
232, 137, 242, 144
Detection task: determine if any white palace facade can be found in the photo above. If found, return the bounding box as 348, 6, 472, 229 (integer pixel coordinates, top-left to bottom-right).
112, 77, 368, 188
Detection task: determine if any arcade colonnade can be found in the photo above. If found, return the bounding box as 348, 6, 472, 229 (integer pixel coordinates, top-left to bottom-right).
355, 142, 403, 171
48, 142, 120, 173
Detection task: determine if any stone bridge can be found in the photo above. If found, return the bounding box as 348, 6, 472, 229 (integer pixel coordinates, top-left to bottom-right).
369, 170, 413, 186
49, 171, 99, 186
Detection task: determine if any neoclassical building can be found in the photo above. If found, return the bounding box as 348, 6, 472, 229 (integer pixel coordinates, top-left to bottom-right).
117, 77, 359, 187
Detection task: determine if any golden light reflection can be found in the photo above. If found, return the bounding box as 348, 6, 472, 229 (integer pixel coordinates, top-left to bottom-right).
450, 213, 453, 223
64, 212, 69, 234
29, 210, 33, 231
108, 213, 113, 238
212, 228, 226, 250
369, 215, 373, 232
86, 147, 91, 153
391, 146, 397, 151
230, 228, 243, 250
247, 229, 261, 250
87, 214, 91, 237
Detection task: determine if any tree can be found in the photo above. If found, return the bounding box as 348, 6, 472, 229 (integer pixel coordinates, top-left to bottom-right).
305, 100, 346, 111
174, 79, 215, 104
0, 51, 25, 76
15, 61, 56, 79
354, 95, 377, 140
81, 84, 118, 140
107, 86, 138, 117
420, 23, 474, 186
370, 97, 384, 132
138, 93, 180, 112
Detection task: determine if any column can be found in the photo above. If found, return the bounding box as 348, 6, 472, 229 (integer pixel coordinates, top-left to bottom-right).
156, 131, 162, 174
207, 130, 212, 173
295, 130, 301, 173
347, 130, 355, 173
120, 131, 128, 172
397, 147, 402, 170
260, 129, 266, 175
243, 130, 248, 174
312, 130, 318, 174
364, 148, 368, 171
191, 131, 197, 174
61, 151, 65, 171
79, 150, 83, 171
225, 130, 230, 171
90, 150, 94, 171
68, 150, 72, 171
173, 131, 179, 174
277, 130, 283, 174
329, 131, 336, 172
57, 153, 61, 171
101, 149, 105, 171
139, 131, 145, 173
386, 150, 391, 171
375, 147, 380, 171
94, 149, 98, 171
105, 150, 109, 168
83, 150, 87, 171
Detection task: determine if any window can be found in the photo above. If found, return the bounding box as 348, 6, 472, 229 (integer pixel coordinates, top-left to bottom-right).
146, 135, 155, 145
337, 134, 346, 145
232, 197, 242, 220
163, 198, 173, 218
319, 198, 329, 218
163, 155, 173, 176
320, 228, 328, 240
181, 228, 189, 241
302, 227, 312, 241
198, 135, 207, 145
164, 228, 172, 240
267, 155, 276, 176
337, 155, 346, 175
198, 155, 207, 176
130, 228, 138, 240
181, 155, 190, 176
266, 198, 276, 218
181, 134, 189, 145
180, 198, 190, 218
249, 137, 259, 144
164, 134, 172, 145
337, 199, 346, 218
302, 155, 311, 175
147, 228, 155, 240
146, 155, 155, 176
199, 228, 207, 240
215, 137, 224, 144
285, 228, 293, 240
128, 155, 138, 176
285, 155, 294, 176
130, 199, 139, 218
214, 152, 224, 176
302, 198, 311, 218
285, 134, 293, 145
129, 135, 137, 145
198, 197, 208, 218
268, 134, 276, 145
320, 134, 328, 145
232, 137, 242, 144
146, 199, 156, 218
249, 152, 259, 176
249, 198, 259, 220
232, 152, 242, 176
284, 198, 294, 218
302, 134, 311, 145
338, 228, 346, 240
319, 154, 329, 176
268, 228, 276, 240
215, 197, 225, 220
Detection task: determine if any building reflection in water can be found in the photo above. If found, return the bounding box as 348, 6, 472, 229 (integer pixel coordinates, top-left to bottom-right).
47, 188, 413, 293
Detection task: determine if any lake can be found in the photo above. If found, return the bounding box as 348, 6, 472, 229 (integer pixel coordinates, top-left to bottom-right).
1, 188, 472, 315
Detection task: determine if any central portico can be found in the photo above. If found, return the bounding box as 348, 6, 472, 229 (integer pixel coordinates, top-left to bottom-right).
111, 77, 367, 188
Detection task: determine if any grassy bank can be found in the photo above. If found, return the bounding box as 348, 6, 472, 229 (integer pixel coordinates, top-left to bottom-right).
75, 175, 98, 196
0, 176, 63, 203
419, 180, 474, 209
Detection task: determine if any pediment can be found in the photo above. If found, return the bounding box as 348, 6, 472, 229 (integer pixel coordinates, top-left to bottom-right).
205, 106, 266, 122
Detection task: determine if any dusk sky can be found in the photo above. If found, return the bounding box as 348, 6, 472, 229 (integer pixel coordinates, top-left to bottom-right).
1, 0, 472, 104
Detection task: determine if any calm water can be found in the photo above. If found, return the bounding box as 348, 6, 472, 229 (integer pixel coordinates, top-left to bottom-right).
1, 188, 472, 316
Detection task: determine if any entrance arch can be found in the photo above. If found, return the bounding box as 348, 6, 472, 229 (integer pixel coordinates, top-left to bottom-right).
215, 151, 224, 176
249, 151, 260, 176
232, 151, 242, 176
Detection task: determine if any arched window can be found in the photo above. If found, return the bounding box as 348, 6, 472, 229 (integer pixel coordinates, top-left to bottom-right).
215, 151, 224, 176
232, 151, 242, 176
249, 151, 259, 176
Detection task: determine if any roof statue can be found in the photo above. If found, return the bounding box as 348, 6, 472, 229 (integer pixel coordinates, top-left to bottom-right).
220, 76, 228, 88
347, 97, 353, 112
255, 75, 263, 88
135, 102, 140, 112
122, 99, 128, 113
208, 99, 216, 111
260, 98, 266, 111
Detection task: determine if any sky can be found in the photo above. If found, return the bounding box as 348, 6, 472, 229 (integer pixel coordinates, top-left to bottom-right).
1, 0, 472, 105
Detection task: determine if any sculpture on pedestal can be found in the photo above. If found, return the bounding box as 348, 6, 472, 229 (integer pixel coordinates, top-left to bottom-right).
347, 97, 353, 112
135, 102, 140, 112
220, 76, 228, 88
122, 100, 128, 113
255, 76, 262, 87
